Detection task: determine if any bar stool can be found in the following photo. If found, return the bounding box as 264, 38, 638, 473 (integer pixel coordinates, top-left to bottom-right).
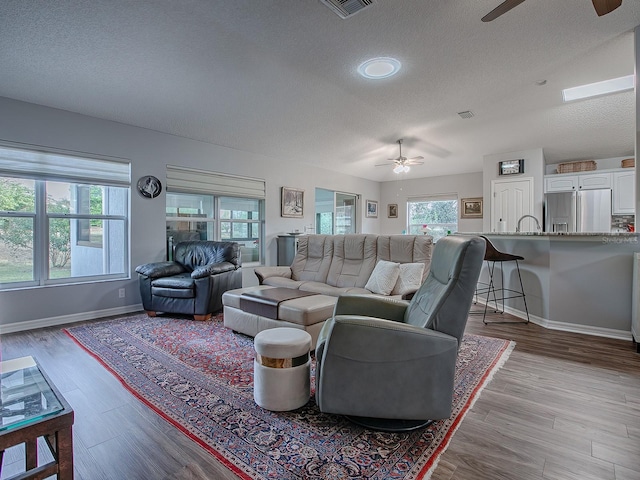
475, 236, 529, 324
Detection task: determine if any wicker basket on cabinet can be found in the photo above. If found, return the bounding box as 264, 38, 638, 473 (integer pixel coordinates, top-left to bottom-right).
556, 160, 597, 174
621, 158, 635, 168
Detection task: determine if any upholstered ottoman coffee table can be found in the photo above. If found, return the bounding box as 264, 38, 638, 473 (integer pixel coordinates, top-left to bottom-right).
222, 286, 337, 348
253, 327, 312, 411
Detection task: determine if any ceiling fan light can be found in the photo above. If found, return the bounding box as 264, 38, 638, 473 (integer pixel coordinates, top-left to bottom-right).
393, 164, 404, 174
403, 165, 410, 173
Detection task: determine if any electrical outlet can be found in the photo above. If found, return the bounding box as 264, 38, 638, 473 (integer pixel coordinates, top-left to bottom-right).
118, 288, 125, 298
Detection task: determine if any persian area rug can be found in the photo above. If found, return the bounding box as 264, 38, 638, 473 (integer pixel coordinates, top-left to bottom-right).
64, 314, 514, 480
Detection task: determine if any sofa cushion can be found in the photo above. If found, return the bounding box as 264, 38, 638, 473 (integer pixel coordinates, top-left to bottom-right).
299, 281, 355, 296
174, 241, 240, 271
151, 273, 195, 298
262, 277, 305, 289
291, 235, 333, 282
391, 262, 425, 296
365, 260, 401, 295
326, 235, 378, 288
377, 235, 432, 283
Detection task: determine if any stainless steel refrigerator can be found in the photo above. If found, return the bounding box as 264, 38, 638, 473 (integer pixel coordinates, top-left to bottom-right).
544, 189, 612, 233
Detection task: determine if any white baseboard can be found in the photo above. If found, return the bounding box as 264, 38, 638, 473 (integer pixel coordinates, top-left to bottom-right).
0, 304, 143, 334
477, 300, 633, 341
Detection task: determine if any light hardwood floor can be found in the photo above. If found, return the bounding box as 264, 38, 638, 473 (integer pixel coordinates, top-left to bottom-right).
1, 311, 639, 480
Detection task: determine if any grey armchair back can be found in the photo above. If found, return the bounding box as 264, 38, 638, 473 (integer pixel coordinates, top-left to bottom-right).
315, 235, 485, 431
136, 241, 242, 321
404, 234, 485, 344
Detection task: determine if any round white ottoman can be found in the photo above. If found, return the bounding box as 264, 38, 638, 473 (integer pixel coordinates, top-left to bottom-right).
253, 327, 312, 411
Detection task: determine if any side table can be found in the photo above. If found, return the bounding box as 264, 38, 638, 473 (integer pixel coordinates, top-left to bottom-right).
0, 356, 74, 480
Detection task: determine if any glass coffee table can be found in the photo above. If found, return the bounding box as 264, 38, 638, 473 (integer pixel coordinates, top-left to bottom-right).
0, 356, 74, 479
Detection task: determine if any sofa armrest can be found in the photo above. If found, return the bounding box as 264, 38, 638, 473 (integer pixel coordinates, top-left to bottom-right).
192, 261, 238, 279
333, 294, 409, 322
135, 261, 185, 278
254, 266, 292, 284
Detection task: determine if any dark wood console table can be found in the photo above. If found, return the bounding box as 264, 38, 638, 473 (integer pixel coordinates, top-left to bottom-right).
0, 356, 74, 479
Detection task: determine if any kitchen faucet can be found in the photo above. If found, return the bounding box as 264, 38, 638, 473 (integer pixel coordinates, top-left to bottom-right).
516, 215, 541, 232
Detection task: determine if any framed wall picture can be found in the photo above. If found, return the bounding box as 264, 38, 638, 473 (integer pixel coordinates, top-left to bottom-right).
281, 187, 304, 218
366, 199, 378, 218
499, 159, 524, 175
388, 204, 398, 218
460, 197, 483, 218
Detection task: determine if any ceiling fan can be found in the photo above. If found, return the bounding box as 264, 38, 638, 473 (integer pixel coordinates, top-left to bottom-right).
482, 0, 622, 22
376, 139, 424, 173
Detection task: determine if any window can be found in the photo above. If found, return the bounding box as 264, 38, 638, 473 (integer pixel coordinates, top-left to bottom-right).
0, 144, 130, 289
166, 193, 263, 265
315, 188, 358, 235
165, 166, 266, 265
407, 196, 458, 242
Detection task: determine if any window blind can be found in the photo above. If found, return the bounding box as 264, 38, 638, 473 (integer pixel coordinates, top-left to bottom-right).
166, 165, 266, 199
0, 143, 130, 186
407, 193, 458, 202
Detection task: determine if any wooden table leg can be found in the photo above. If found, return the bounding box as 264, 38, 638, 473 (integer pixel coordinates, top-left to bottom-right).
57, 426, 74, 480
25, 438, 37, 471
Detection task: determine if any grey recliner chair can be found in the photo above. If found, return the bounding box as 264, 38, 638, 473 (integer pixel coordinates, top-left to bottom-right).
136, 241, 242, 321
315, 235, 486, 431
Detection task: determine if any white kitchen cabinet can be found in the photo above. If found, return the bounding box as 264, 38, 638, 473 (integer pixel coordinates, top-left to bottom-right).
545, 175, 577, 192
613, 170, 635, 214
544, 171, 612, 193
578, 172, 611, 189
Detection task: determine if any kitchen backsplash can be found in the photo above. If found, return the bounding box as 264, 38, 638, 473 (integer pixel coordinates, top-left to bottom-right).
612, 214, 635, 232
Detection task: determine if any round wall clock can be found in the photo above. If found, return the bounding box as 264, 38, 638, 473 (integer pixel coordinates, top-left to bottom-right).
137, 175, 162, 198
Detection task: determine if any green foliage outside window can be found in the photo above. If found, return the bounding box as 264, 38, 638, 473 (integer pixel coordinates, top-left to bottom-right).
408, 199, 458, 241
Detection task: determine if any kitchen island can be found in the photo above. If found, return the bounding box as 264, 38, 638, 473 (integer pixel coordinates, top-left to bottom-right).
466, 232, 639, 342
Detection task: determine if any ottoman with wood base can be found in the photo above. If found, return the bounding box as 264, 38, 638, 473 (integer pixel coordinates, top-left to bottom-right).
253, 328, 312, 411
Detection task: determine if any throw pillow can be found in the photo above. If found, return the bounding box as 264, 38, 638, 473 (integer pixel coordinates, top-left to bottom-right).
391, 262, 425, 296
365, 260, 401, 295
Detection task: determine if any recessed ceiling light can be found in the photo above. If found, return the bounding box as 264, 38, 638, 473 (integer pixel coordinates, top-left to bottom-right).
357, 57, 401, 79
562, 74, 634, 102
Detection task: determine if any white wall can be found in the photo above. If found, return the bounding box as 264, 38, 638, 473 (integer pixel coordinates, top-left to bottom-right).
0, 97, 380, 329
379, 172, 484, 234
482, 148, 545, 232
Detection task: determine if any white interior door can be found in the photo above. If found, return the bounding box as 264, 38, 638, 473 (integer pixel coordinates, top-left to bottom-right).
491, 177, 534, 232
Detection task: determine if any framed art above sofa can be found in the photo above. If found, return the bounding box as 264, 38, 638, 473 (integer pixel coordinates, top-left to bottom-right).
281, 187, 304, 218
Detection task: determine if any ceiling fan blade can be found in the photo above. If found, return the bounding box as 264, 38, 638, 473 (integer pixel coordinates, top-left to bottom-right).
592, 0, 622, 16
406, 161, 424, 166
408, 156, 424, 160
482, 0, 527, 22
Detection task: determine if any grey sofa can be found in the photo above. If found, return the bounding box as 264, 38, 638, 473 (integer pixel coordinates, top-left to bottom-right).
314, 235, 486, 431
254, 234, 433, 299
136, 241, 242, 320
222, 234, 434, 346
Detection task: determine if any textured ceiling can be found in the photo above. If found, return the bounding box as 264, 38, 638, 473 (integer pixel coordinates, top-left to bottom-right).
0, 0, 639, 182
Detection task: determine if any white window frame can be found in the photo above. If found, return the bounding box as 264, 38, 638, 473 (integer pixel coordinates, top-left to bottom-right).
407, 194, 459, 242
0, 143, 130, 290
166, 192, 265, 266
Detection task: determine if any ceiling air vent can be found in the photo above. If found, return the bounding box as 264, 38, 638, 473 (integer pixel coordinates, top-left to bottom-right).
320, 0, 374, 19
457, 110, 475, 119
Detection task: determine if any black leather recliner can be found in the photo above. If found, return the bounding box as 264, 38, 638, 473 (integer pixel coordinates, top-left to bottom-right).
136, 241, 242, 320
